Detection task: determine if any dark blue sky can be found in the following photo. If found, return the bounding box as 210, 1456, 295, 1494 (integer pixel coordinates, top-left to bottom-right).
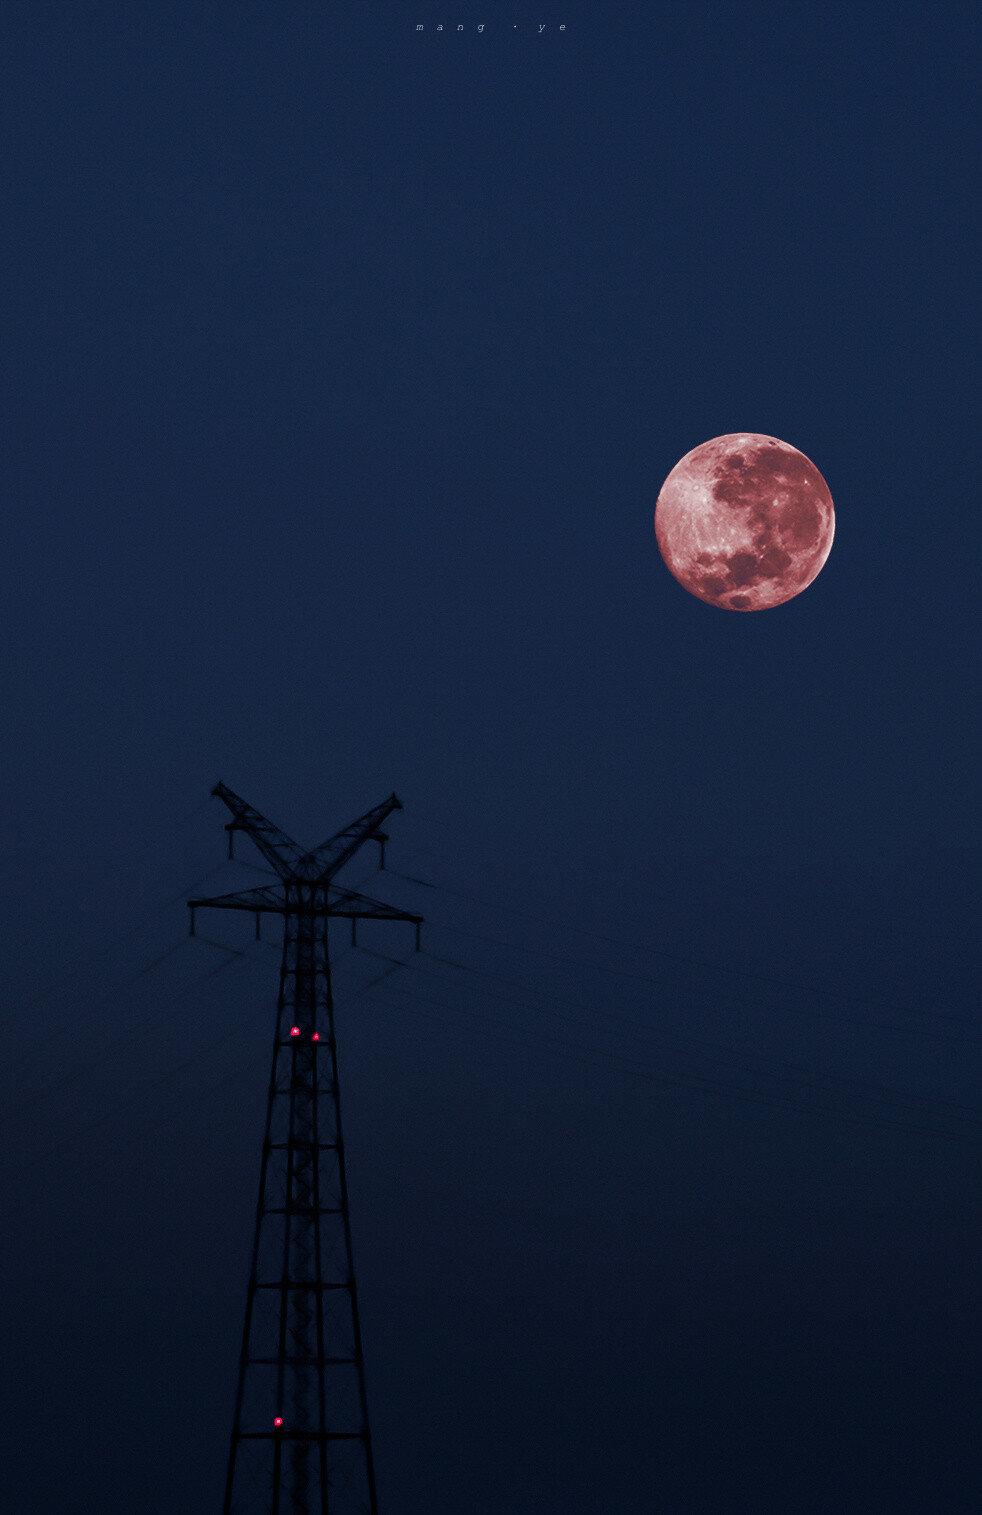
1, 3, 978, 1511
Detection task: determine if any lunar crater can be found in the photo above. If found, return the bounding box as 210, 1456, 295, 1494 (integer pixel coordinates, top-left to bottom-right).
654, 433, 834, 611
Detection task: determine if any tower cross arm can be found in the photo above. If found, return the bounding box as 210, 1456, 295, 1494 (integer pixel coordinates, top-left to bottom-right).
188, 884, 289, 917
212, 781, 308, 878
327, 885, 423, 924
301, 794, 403, 882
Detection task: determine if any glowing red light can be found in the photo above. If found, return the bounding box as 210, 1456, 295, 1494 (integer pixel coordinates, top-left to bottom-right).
273, 1416, 283, 1428
289, 1026, 300, 1037
311, 1032, 321, 1042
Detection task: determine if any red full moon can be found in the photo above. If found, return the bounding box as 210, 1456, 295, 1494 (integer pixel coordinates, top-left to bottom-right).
654, 433, 834, 611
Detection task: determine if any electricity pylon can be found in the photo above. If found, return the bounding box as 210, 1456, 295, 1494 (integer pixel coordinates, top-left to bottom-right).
190, 782, 422, 1515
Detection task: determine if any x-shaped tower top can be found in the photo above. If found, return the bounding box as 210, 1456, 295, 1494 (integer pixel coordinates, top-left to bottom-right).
189, 782, 423, 934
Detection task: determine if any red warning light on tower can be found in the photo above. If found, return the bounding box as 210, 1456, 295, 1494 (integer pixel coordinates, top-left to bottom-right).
311, 1032, 321, 1042
289, 1026, 300, 1037
273, 1416, 283, 1428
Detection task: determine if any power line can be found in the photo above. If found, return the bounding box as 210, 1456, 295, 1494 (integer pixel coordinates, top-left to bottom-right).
7, 953, 375, 1200
384, 868, 980, 1041
427, 917, 981, 1048
356, 945, 982, 1132
18, 862, 227, 1019
457, 963, 981, 1122
361, 978, 979, 1149
0, 943, 256, 1135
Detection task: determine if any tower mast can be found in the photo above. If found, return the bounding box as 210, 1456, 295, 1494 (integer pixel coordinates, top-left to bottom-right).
191, 783, 421, 1515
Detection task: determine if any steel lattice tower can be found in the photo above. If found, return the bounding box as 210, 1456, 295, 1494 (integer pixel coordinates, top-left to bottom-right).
190, 783, 421, 1515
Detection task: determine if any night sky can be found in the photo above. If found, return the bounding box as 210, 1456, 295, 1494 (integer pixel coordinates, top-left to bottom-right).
1, 3, 979, 1511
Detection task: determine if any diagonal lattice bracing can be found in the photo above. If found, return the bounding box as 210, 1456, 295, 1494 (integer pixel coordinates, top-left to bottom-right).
193, 787, 422, 1515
